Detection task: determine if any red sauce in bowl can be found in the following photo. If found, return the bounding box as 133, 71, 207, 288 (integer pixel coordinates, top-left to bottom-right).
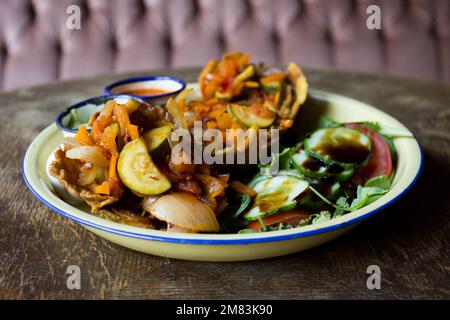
120, 88, 168, 97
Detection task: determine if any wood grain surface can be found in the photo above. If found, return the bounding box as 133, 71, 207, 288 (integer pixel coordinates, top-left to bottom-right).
0, 68, 449, 299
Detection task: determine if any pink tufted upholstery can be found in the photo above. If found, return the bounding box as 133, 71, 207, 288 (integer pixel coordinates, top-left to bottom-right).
0, 0, 449, 91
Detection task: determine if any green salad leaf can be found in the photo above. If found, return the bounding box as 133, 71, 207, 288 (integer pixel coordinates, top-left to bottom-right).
238, 229, 258, 234
317, 116, 340, 129
312, 211, 333, 224
349, 175, 391, 209
233, 194, 252, 218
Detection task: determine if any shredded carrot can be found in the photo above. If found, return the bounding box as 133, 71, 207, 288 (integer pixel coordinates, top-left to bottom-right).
92, 101, 115, 142
95, 181, 110, 195
229, 181, 257, 197
128, 124, 140, 140
88, 112, 99, 127
244, 81, 260, 88
74, 125, 94, 145
216, 113, 233, 130
209, 107, 226, 118
100, 124, 118, 154
260, 73, 285, 84
109, 153, 118, 178
114, 104, 131, 139
217, 174, 230, 184
206, 121, 218, 129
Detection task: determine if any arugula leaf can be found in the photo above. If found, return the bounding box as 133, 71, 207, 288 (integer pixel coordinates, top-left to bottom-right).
238, 229, 258, 234
309, 175, 391, 214
278, 147, 294, 170
318, 117, 340, 129
233, 194, 252, 218
360, 121, 381, 132
298, 217, 312, 227
308, 185, 352, 212
333, 196, 350, 218
349, 175, 391, 209
360, 121, 412, 138
365, 175, 391, 189
312, 211, 333, 224
258, 145, 297, 175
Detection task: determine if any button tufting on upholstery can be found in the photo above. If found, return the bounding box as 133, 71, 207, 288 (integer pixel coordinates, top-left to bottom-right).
0, 0, 448, 91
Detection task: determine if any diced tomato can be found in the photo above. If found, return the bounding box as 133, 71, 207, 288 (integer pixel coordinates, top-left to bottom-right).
346, 123, 393, 184
247, 210, 311, 231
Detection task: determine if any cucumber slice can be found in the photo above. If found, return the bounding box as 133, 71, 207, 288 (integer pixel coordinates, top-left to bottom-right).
118, 138, 171, 195
304, 127, 371, 169
142, 125, 172, 155
290, 148, 354, 181
227, 103, 276, 128
244, 172, 309, 221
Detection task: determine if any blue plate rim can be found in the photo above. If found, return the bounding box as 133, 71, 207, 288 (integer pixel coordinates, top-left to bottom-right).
103, 75, 187, 100
21, 137, 423, 245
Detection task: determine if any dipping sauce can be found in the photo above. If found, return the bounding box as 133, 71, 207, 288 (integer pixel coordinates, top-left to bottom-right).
120, 88, 168, 97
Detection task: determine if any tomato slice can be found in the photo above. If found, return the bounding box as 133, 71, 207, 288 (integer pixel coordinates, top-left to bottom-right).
247, 210, 311, 231
346, 123, 392, 184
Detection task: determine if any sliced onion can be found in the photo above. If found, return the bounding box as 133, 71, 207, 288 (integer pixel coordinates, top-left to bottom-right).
78, 163, 97, 186
150, 192, 220, 232
141, 196, 160, 213
62, 137, 83, 151
184, 110, 201, 128
66, 146, 109, 167
95, 166, 107, 184
166, 98, 187, 129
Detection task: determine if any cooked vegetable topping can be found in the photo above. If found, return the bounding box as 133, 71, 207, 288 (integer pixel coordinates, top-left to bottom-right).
227, 103, 276, 128
49, 52, 403, 234
117, 138, 171, 195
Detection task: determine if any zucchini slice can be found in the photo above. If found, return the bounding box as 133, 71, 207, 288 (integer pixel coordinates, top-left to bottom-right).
118, 138, 171, 195
215, 91, 232, 101
261, 81, 281, 93
232, 65, 255, 88
142, 125, 172, 155
243, 171, 309, 221
290, 148, 354, 181
227, 103, 276, 128
304, 127, 371, 169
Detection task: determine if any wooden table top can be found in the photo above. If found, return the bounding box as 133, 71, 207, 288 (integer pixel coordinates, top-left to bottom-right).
1, 68, 449, 299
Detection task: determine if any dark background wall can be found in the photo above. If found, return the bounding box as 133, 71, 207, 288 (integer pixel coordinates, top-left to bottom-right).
0, 0, 449, 91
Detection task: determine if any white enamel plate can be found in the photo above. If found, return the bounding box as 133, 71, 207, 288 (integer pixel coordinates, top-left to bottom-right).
23, 87, 422, 261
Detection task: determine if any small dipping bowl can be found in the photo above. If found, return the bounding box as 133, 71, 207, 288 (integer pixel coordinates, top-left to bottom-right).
56, 94, 146, 138
103, 76, 186, 105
